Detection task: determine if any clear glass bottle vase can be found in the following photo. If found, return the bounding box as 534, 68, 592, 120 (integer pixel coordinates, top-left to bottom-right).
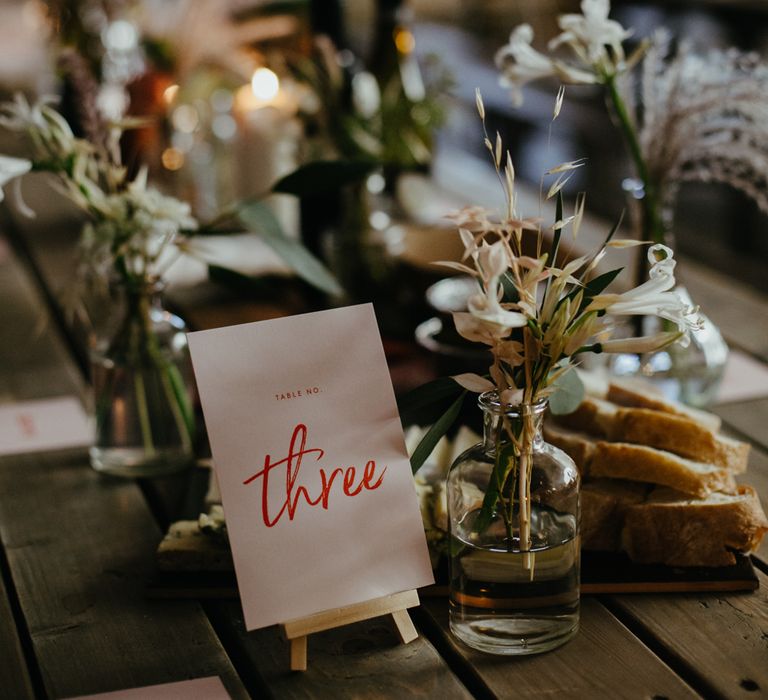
447, 393, 580, 655
89, 278, 196, 477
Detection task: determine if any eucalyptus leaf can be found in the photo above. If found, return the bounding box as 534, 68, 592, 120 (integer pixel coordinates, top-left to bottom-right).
272, 160, 375, 197
410, 391, 466, 474
548, 365, 585, 415
238, 202, 342, 296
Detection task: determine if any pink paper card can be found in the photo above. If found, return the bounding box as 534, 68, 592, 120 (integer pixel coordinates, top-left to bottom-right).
0, 396, 91, 456
187, 304, 434, 630
67, 676, 230, 699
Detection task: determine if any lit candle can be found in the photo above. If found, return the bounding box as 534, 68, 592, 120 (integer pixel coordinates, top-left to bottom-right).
234, 68, 301, 238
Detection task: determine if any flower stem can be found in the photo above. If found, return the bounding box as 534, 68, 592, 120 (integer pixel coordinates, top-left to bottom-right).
605, 75, 665, 247
518, 406, 534, 575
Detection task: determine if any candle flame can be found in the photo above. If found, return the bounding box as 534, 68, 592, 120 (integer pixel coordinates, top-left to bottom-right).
251, 68, 279, 102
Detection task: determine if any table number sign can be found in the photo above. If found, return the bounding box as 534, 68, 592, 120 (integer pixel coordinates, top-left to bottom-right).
68, 676, 231, 699
0, 396, 91, 456
188, 304, 434, 631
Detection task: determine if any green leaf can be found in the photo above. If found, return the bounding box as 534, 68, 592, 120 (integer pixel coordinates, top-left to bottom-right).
548, 364, 585, 415
410, 391, 466, 474
397, 377, 465, 427
166, 363, 196, 442
238, 201, 342, 296
583, 266, 623, 296
272, 160, 376, 197
601, 209, 625, 248
472, 442, 516, 537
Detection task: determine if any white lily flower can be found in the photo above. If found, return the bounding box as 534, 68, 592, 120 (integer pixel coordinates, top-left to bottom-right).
598, 330, 683, 354
467, 290, 528, 329
495, 25, 560, 105
0, 155, 32, 202
477, 240, 508, 279
551, 0, 632, 67
587, 245, 701, 341
496, 23, 601, 105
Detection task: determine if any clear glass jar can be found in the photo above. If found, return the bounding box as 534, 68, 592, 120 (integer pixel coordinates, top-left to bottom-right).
89, 279, 195, 477
447, 393, 580, 655
607, 287, 729, 408
611, 180, 729, 408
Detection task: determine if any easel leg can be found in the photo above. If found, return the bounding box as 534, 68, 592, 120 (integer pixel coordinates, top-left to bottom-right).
289, 636, 308, 671
390, 609, 418, 644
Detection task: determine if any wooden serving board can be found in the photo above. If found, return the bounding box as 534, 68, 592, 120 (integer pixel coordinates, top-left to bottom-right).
147, 551, 758, 599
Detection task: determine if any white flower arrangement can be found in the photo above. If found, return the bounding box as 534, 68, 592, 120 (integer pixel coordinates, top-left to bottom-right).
494, 0, 768, 246
0, 93, 339, 295
442, 92, 699, 411
408, 91, 700, 565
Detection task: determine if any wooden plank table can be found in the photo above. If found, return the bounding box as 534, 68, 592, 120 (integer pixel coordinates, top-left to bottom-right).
2, 219, 768, 699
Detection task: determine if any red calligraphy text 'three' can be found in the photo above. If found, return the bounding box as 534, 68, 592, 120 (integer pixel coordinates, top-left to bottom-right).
242, 423, 386, 527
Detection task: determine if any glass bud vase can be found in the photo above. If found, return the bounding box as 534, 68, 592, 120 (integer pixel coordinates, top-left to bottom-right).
89, 279, 196, 477
447, 393, 580, 655
607, 287, 729, 408
610, 179, 729, 407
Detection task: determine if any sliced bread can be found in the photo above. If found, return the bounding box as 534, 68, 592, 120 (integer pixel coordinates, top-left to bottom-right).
622, 485, 768, 567
609, 408, 749, 473
582, 479, 648, 552
543, 422, 595, 475
590, 441, 737, 498
606, 377, 722, 432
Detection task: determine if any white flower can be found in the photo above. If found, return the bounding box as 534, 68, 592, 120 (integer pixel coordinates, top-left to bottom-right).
453, 311, 509, 346
496, 25, 560, 105
0, 155, 32, 202
465, 241, 528, 329
598, 330, 683, 354
496, 24, 598, 105
587, 244, 702, 342
468, 290, 528, 329
550, 0, 632, 68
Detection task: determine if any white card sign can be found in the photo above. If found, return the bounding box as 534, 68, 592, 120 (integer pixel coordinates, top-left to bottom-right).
67, 676, 230, 699
188, 304, 433, 630
0, 396, 91, 456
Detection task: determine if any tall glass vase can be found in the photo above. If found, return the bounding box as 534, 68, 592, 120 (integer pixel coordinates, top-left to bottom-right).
89, 278, 196, 477
447, 393, 580, 655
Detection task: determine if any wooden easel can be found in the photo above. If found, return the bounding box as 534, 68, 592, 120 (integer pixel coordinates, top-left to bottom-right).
279, 589, 420, 671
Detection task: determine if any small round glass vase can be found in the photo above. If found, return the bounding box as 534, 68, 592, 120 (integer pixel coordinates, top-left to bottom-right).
607, 287, 728, 408
89, 279, 196, 477
447, 393, 580, 655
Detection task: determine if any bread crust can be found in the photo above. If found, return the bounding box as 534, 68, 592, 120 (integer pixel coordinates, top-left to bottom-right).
543, 423, 595, 475
622, 486, 768, 566
582, 479, 647, 551
607, 378, 722, 432
610, 408, 749, 473
590, 441, 737, 497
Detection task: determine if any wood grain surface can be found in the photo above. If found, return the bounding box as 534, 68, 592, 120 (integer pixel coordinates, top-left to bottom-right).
0, 237, 249, 699
417, 597, 698, 700
0, 564, 35, 699
206, 600, 474, 700
604, 568, 768, 700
